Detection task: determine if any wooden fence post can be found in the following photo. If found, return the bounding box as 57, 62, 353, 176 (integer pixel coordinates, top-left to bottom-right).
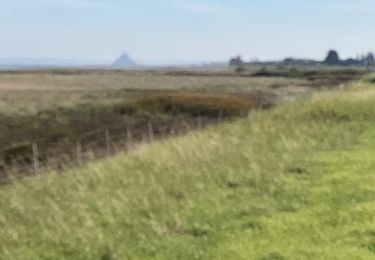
197, 112, 202, 129
76, 138, 83, 166
182, 120, 191, 132
105, 129, 112, 155
218, 109, 223, 123
32, 142, 39, 174
148, 120, 154, 142
170, 120, 176, 136
126, 125, 132, 150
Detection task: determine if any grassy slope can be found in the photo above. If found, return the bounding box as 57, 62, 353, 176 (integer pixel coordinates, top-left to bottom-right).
0, 81, 375, 259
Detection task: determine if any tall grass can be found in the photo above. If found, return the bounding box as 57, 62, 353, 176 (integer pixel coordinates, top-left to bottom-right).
0, 80, 374, 259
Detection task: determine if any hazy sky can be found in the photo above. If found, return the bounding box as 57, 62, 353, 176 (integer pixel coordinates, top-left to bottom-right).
1, 0, 374, 64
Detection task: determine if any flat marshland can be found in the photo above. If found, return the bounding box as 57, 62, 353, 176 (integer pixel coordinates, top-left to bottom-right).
0, 68, 374, 259
0, 69, 299, 145
0, 68, 363, 147
0, 68, 322, 173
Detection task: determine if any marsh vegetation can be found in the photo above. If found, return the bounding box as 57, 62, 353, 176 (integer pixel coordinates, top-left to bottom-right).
0, 73, 374, 259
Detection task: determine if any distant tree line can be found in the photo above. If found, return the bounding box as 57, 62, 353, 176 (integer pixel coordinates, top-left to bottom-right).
230, 50, 375, 69
324, 50, 374, 67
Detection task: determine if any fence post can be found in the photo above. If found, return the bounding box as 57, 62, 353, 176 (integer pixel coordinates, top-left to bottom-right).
126, 125, 132, 150
148, 120, 154, 142
32, 142, 39, 174
105, 129, 112, 155
182, 120, 191, 132
170, 120, 176, 136
217, 109, 223, 123
76, 138, 83, 166
197, 112, 202, 129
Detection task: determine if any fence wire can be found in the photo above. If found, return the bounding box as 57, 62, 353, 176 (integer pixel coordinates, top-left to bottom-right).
0, 115, 231, 180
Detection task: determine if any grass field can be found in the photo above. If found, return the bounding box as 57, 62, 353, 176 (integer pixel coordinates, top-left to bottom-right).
0, 75, 374, 259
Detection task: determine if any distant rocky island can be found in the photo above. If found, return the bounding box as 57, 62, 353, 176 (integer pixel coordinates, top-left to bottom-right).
113, 53, 138, 68
230, 50, 375, 68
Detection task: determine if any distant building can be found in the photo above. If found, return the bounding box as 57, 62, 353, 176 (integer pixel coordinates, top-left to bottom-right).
342, 58, 361, 66
229, 56, 244, 66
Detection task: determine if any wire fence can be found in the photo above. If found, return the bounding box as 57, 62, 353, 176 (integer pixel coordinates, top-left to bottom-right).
0, 113, 233, 180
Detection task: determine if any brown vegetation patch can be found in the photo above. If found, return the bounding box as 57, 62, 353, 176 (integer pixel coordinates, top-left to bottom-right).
133, 91, 261, 117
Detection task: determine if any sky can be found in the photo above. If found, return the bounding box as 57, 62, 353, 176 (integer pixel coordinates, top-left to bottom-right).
0, 0, 375, 65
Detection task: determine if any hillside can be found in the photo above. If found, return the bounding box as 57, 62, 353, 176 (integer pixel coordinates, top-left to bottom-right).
0, 78, 374, 259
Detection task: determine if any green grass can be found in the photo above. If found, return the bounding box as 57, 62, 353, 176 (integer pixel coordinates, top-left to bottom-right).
0, 80, 374, 259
